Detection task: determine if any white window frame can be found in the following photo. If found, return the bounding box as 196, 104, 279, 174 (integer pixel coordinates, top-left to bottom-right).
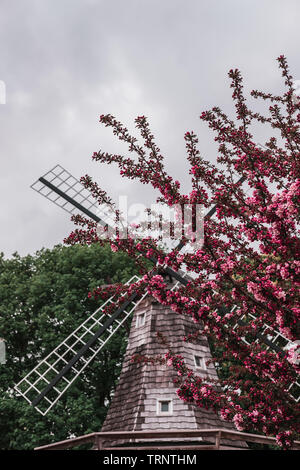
194, 355, 207, 370
156, 398, 173, 416
136, 311, 146, 328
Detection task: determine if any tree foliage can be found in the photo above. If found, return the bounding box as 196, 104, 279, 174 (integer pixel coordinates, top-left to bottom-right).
0, 243, 138, 449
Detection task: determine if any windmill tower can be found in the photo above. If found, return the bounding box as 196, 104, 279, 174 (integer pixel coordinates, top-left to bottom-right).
14, 165, 300, 448
100, 291, 249, 448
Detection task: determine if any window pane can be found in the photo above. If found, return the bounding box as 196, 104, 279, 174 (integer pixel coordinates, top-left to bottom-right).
160, 401, 170, 412
194, 355, 206, 369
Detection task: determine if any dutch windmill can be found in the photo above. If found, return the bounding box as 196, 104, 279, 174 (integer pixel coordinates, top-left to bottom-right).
14, 164, 299, 433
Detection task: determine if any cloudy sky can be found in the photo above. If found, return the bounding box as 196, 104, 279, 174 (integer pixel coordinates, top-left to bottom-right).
0, 0, 299, 258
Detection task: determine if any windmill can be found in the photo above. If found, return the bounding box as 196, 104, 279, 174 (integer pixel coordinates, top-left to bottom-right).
14, 164, 299, 444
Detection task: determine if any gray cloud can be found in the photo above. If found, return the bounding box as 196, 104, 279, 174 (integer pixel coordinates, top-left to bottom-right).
1, 0, 300, 257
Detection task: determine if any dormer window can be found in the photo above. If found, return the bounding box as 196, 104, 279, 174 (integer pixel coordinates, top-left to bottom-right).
157, 399, 173, 415
194, 355, 207, 370
136, 312, 146, 328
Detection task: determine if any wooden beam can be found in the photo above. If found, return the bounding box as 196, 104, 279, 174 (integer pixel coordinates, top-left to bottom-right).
34, 428, 300, 451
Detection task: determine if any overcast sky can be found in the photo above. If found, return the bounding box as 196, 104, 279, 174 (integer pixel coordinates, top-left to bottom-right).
0, 0, 299, 258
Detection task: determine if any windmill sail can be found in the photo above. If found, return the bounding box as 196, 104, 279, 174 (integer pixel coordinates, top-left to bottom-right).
15, 276, 148, 415
31, 164, 114, 226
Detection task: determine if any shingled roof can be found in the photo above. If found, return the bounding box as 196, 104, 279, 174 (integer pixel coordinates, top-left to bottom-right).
101, 287, 248, 449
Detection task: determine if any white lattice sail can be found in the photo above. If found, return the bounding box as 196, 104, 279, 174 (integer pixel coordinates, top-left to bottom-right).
14, 276, 148, 415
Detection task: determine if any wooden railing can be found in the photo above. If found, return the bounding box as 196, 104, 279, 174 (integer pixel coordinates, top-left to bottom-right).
34, 428, 300, 450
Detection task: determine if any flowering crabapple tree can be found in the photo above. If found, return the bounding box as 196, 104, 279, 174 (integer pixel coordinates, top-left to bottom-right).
65, 56, 300, 448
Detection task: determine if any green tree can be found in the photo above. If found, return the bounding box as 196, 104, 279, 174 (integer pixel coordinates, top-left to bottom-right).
0, 243, 138, 450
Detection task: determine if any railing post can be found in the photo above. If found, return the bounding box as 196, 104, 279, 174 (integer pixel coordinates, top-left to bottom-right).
215, 431, 221, 450
92, 435, 103, 450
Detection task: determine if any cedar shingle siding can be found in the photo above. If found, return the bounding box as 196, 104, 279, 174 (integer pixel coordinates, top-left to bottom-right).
102, 295, 247, 448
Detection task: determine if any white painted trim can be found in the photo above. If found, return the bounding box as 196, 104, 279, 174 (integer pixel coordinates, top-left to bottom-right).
194, 354, 207, 370
156, 398, 173, 416
136, 311, 146, 328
